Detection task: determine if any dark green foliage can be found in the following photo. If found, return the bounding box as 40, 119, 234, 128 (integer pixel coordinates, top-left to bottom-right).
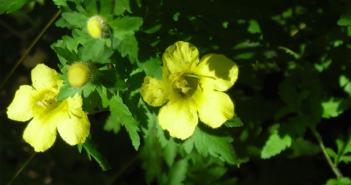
1, 0, 351, 184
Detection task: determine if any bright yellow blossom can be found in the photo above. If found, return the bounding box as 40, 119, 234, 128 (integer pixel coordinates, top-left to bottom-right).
140, 41, 239, 140
7, 64, 90, 152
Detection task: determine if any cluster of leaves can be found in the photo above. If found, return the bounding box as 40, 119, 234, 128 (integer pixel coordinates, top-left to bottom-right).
1, 0, 351, 184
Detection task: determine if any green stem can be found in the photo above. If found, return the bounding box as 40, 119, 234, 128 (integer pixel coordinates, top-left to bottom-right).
0, 9, 61, 90
105, 154, 139, 185
7, 152, 36, 185
310, 126, 343, 178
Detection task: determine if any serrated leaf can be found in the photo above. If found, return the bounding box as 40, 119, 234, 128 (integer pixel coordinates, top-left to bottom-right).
224, 116, 243, 127
167, 159, 188, 185
109, 95, 140, 150
62, 12, 88, 28
326, 177, 351, 185
156, 122, 169, 148
82, 90, 102, 114
100, 0, 112, 17
137, 56, 163, 80
57, 83, 77, 101
62, 35, 76, 53
261, 131, 292, 159
338, 12, 351, 26
339, 75, 351, 97
82, 38, 105, 61
182, 138, 194, 154
288, 138, 320, 158
78, 137, 112, 171
191, 127, 237, 164
53, 47, 78, 62
164, 138, 177, 167
0, 0, 27, 14
110, 16, 143, 40
104, 113, 121, 134
114, 0, 131, 16
322, 97, 351, 118
114, 35, 139, 63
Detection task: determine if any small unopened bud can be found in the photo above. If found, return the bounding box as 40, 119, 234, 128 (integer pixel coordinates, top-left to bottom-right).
68, 63, 90, 87
87, 16, 107, 38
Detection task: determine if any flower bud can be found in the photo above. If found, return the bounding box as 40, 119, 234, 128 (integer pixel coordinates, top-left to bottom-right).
68, 63, 90, 87
87, 16, 107, 38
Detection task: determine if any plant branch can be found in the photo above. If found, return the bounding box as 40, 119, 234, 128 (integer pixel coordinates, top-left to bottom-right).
310, 126, 343, 178
0, 9, 61, 90
7, 152, 36, 185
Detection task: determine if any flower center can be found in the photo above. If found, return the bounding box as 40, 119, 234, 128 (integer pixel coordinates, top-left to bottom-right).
87, 16, 108, 38
172, 74, 200, 98
36, 91, 59, 112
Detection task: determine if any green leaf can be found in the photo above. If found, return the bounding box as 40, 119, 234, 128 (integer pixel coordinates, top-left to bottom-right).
338, 12, 351, 26
104, 113, 122, 134
140, 126, 163, 183
114, 0, 131, 16
339, 75, 351, 97
110, 16, 143, 40
156, 122, 169, 148
0, 0, 27, 14
288, 138, 320, 158
326, 147, 337, 158
82, 90, 103, 114
53, 47, 78, 62
62, 12, 89, 28
326, 177, 351, 185
224, 116, 244, 128
164, 138, 177, 167
182, 138, 194, 154
167, 159, 188, 185
109, 95, 140, 150
189, 127, 237, 164
247, 19, 261, 34
100, 0, 112, 17
78, 137, 112, 171
261, 130, 292, 159
57, 83, 77, 101
137, 56, 163, 80
82, 38, 105, 61
114, 35, 139, 63
322, 97, 351, 118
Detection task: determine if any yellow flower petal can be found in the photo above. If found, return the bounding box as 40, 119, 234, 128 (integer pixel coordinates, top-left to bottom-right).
197, 90, 234, 128
68, 93, 83, 109
23, 116, 58, 152
195, 54, 238, 91
162, 41, 200, 74
158, 99, 198, 140
31, 64, 60, 91
7, 85, 36, 122
140, 76, 169, 107
56, 99, 90, 145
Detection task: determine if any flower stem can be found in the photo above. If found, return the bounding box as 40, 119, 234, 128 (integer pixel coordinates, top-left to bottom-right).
0, 9, 61, 90
7, 152, 36, 185
310, 126, 343, 178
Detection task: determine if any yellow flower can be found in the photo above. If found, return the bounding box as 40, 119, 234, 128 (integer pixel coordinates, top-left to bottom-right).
140, 41, 239, 140
7, 64, 90, 152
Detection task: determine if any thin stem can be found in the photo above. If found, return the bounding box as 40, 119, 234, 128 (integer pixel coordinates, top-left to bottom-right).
105, 154, 139, 185
310, 126, 343, 178
7, 152, 36, 185
0, 9, 61, 90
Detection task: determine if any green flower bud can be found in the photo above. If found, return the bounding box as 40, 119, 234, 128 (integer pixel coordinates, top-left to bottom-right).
68, 63, 90, 87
